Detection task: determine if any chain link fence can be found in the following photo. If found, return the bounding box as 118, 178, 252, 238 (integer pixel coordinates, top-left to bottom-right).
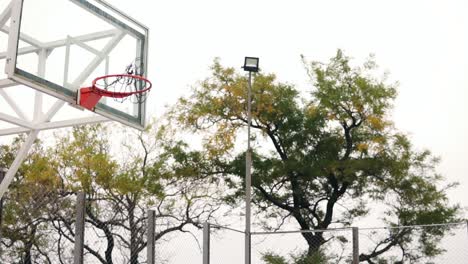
0, 187, 205, 264
0, 164, 466, 264
154, 225, 203, 264
359, 223, 468, 264
202, 222, 468, 264
0, 178, 467, 264
251, 228, 354, 263
209, 224, 244, 264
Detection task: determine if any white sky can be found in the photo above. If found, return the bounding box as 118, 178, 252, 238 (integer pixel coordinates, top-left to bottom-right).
0, 0, 465, 208
2, 0, 466, 210
111, 0, 468, 213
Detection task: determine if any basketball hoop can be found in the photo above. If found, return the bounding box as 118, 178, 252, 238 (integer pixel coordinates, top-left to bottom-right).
78, 74, 152, 110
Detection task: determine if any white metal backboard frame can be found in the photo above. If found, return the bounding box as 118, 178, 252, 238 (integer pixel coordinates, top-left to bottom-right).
0, 0, 150, 199
3, 0, 149, 130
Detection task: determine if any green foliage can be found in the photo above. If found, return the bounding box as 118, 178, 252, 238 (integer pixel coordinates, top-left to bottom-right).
174, 50, 460, 262
0, 122, 221, 262
0, 137, 67, 262
54, 125, 117, 193
262, 250, 329, 264
262, 252, 288, 264
293, 251, 329, 264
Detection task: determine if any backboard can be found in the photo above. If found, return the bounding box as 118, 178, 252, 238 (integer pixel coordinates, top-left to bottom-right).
1, 0, 149, 130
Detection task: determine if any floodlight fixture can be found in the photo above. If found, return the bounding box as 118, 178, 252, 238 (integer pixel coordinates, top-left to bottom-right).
242, 57, 259, 72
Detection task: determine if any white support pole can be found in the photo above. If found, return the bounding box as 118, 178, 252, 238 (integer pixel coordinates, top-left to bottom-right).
0, 89, 29, 120
38, 29, 119, 52
0, 79, 17, 89
1, 6, 63, 199
0, 127, 29, 136
33, 92, 43, 123
0, 84, 67, 200
0, 116, 109, 136
0, 1, 13, 30
63, 36, 71, 88
0, 113, 34, 129
4, 0, 22, 76
0, 29, 119, 60
37, 116, 109, 130
1, 26, 44, 48
67, 35, 101, 56
34, 49, 48, 122
0, 130, 39, 199
0, 47, 70, 202
71, 31, 125, 88
63, 33, 111, 89
37, 48, 48, 77
42, 100, 66, 123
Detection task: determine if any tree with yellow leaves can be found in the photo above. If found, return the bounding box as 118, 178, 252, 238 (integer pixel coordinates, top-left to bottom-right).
0, 123, 222, 263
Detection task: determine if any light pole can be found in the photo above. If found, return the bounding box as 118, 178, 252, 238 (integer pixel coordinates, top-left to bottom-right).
242, 57, 259, 264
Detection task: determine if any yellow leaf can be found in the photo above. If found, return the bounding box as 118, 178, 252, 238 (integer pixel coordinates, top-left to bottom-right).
357, 143, 369, 152
367, 115, 386, 131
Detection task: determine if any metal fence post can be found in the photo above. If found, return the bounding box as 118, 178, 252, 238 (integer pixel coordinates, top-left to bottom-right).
466, 220, 468, 237
147, 210, 155, 264
0, 168, 4, 256
74, 192, 85, 264
203, 222, 210, 264
352, 227, 359, 264
0, 169, 4, 229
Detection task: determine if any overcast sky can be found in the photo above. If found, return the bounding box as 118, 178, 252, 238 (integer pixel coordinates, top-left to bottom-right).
107, 0, 468, 213
1, 0, 466, 217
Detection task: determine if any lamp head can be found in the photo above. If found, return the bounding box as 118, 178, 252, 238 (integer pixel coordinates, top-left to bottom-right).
242, 57, 259, 72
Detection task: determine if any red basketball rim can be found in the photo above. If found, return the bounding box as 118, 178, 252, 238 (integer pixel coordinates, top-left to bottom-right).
91, 74, 152, 98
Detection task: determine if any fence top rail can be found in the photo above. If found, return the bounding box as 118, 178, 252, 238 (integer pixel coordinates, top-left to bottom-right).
252, 227, 352, 235
209, 223, 245, 234
249, 221, 467, 235
359, 221, 466, 231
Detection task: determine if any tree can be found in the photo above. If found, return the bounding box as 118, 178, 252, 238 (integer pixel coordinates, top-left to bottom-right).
0, 136, 66, 263
49, 124, 221, 264
174, 51, 460, 262
0, 122, 222, 263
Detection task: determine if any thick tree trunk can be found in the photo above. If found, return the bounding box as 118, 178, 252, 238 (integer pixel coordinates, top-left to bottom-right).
23, 226, 36, 264
302, 232, 325, 257
23, 244, 32, 264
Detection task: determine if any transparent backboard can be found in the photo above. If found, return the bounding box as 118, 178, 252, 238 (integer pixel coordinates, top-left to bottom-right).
2, 0, 149, 129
